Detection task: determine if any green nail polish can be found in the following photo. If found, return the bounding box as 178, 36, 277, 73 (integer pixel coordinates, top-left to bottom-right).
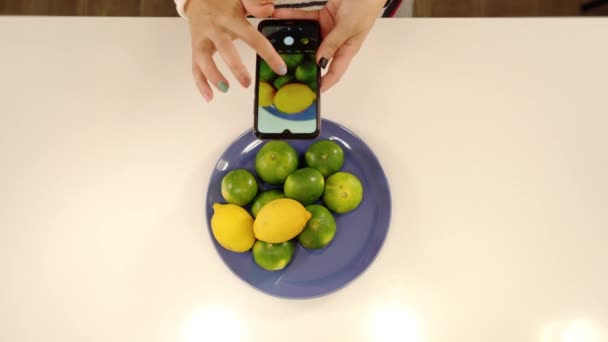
218, 81, 229, 93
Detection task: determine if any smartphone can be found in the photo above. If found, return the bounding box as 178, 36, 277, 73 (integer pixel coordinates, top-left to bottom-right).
254, 19, 321, 140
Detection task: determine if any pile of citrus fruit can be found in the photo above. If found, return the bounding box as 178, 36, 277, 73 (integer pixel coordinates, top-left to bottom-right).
211, 139, 364, 271
258, 54, 317, 114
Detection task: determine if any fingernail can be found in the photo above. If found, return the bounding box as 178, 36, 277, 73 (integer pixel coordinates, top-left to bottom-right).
318, 57, 329, 69
278, 65, 287, 75
217, 81, 229, 93
241, 75, 251, 87
202, 91, 211, 103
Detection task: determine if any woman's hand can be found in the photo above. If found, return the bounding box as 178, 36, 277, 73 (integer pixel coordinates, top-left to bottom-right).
273, 0, 385, 92
242, 0, 275, 18
186, 0, 287, 102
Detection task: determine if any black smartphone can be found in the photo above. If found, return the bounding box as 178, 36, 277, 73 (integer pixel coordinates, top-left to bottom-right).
254, 19, 321, 140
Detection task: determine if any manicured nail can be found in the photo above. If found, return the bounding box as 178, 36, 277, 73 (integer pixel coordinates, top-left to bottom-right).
218, 81, 229, 93
202, 92, 211, 102
278, 65, 288, 75
240, 75, 251, 87
318, 57, 329, 69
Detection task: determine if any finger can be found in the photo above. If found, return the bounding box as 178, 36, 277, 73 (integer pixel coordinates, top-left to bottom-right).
192, 64, 213, 102
316, 26, 351, 69
212, 34, 251, 87
320, 44, 357, 92
194, 45, 230, 93
272, 8, 319, 20
229, 19, 287, 76
243, 0, 275, 17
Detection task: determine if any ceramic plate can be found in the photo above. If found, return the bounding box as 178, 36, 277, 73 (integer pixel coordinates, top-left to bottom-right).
205, 119, 391, 299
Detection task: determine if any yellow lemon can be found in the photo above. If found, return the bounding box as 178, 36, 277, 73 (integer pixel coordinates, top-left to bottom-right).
258, 81, 275, 107
273, 83, 316, 114
211, 203, 255, 252
253, 198, 312, 243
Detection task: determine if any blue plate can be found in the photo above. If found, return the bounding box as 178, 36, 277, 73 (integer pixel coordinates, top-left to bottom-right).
205, 119, 391, 299
264, 103, 316, 121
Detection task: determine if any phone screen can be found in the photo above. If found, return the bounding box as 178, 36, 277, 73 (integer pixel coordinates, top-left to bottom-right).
255, 20, 321, 139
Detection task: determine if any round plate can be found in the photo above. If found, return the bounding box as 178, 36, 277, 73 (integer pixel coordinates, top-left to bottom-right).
264, 103, 316, 121
205, 119, 391, 299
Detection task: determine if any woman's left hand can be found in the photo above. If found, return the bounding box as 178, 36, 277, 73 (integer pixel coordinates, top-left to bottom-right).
273, 0, 386, 92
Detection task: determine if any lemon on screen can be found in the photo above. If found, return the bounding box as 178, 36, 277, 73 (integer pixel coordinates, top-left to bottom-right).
211, 203, 255, 252
273, 84, 316, 114
253, 198, 311, 243
258, 81, 275, 107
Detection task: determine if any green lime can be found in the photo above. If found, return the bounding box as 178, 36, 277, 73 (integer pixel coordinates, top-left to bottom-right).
284, 167, 325, 205
298, 205, 336, 249
295, 60, 317, 83
252, 240, 296, 271
251, 189, 286, 218
259, 60, 276, 83
221, 169, 258, 206
323, 172, 363, 213
307, 79, 318, 92
255, 141, 299, 185
281, 54, 304, 70
305, 140, 344, 177
273, 74, 295, 90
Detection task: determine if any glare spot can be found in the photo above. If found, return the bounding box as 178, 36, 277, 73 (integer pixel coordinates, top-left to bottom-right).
216, 159, 229, 171
369, 304, 423, 342
564, 319, 605, 342
183, 308, 244, 342
328, 136, 351, 150
541, 318, 605, 342
242, 140, 263, 154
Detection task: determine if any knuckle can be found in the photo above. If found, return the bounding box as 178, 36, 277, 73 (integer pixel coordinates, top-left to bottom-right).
325, 42, 340, 54
214, 37, 231, 50
194, 40, 213, 55
215, 15, 233, 28
236, 67, 248, 79
197, 59, 212, 74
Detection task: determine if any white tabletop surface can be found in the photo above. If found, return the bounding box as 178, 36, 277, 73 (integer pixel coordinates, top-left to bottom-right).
1, 16, 608, 342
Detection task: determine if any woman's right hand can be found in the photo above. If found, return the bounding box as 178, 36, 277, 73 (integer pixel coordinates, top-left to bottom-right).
185, 0, 287, 102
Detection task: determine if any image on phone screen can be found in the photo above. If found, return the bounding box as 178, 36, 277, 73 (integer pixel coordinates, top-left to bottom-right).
255, 20, 320, 139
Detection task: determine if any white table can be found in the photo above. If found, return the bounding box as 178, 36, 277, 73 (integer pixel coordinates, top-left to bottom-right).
1, 17, 608, 342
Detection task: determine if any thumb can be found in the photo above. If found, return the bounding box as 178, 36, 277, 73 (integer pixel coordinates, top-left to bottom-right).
316, 26, 350, 68
242, 0, 275, 18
